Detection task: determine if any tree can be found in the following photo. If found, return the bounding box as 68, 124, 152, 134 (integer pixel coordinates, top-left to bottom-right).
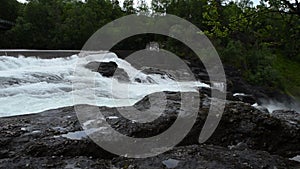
123, 0, 135, 14
0, 0, 20, 21
151, 0, 170, 14
264, 0, 300, 16
137, 0, 150, 15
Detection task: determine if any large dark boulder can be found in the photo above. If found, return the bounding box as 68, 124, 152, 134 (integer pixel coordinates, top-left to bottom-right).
85, 61, 117, 77
141, 67, 175, 80
85, 61, 130, 82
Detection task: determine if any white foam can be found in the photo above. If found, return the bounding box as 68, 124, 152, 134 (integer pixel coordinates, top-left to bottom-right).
252, 100, 300, 114
260, 100, 291, 113
107, 116, 119, 119
212, 82, 226, 91
233, 93, 246, 97
0, 53, 210, 117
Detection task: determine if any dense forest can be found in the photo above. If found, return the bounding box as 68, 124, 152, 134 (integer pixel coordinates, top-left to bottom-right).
0, 0, 299, 99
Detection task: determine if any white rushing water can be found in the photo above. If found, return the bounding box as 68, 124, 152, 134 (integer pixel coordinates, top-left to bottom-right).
258, 99, 300, 113
0, 52, 209, 117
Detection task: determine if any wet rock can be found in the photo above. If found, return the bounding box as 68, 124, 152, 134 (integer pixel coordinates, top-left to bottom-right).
0, 92, 299, 168
232, 93, 256, 105
142, 67, 175, 80
162, 158, 180, 168
85, 61, 117, 76
134, 76, 156, 84
204, 102, 300, 157
190, 67, 210, 82
0, 150, 9, 159
111, 145, 299, 169
1, 145, 297, 169
85, 61, 130, 82
228, 142, 248, 151
272, 110, 300, 127
251, 103, 269, 113
114, 68, 130, 82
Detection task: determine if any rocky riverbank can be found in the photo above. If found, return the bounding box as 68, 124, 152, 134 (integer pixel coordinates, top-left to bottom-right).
0, 91, 299, 168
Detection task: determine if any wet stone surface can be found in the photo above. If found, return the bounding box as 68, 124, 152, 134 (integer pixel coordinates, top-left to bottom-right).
0, 92, 299, 168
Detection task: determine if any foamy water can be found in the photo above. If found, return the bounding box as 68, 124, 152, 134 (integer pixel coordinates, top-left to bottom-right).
259, 99, 300, 113
0, 52, 208, 117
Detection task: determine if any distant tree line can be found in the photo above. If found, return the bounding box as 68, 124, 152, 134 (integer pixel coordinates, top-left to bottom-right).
0, 0, 299, 96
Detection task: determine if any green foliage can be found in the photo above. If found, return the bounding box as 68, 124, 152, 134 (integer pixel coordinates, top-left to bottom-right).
220, 40, 282, 88
273, 55, 300, 97
244, 47, 282, 88
151, 0, 170, 14
123, 0, 135, 14
2, 0, 124, 49
0, 0, 20, 21
220, 40, 245, 69
137, 0, 150, 15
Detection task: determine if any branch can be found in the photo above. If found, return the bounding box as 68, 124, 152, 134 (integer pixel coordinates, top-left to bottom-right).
282, 0, 297, 11
296, 0, 300, 12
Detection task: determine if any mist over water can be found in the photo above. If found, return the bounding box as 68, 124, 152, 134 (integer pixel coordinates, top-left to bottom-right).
259, 99, 300, 113
0, 53, 207, 117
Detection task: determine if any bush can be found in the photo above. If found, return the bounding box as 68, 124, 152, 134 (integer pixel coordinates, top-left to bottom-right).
220, 40, 282, 88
